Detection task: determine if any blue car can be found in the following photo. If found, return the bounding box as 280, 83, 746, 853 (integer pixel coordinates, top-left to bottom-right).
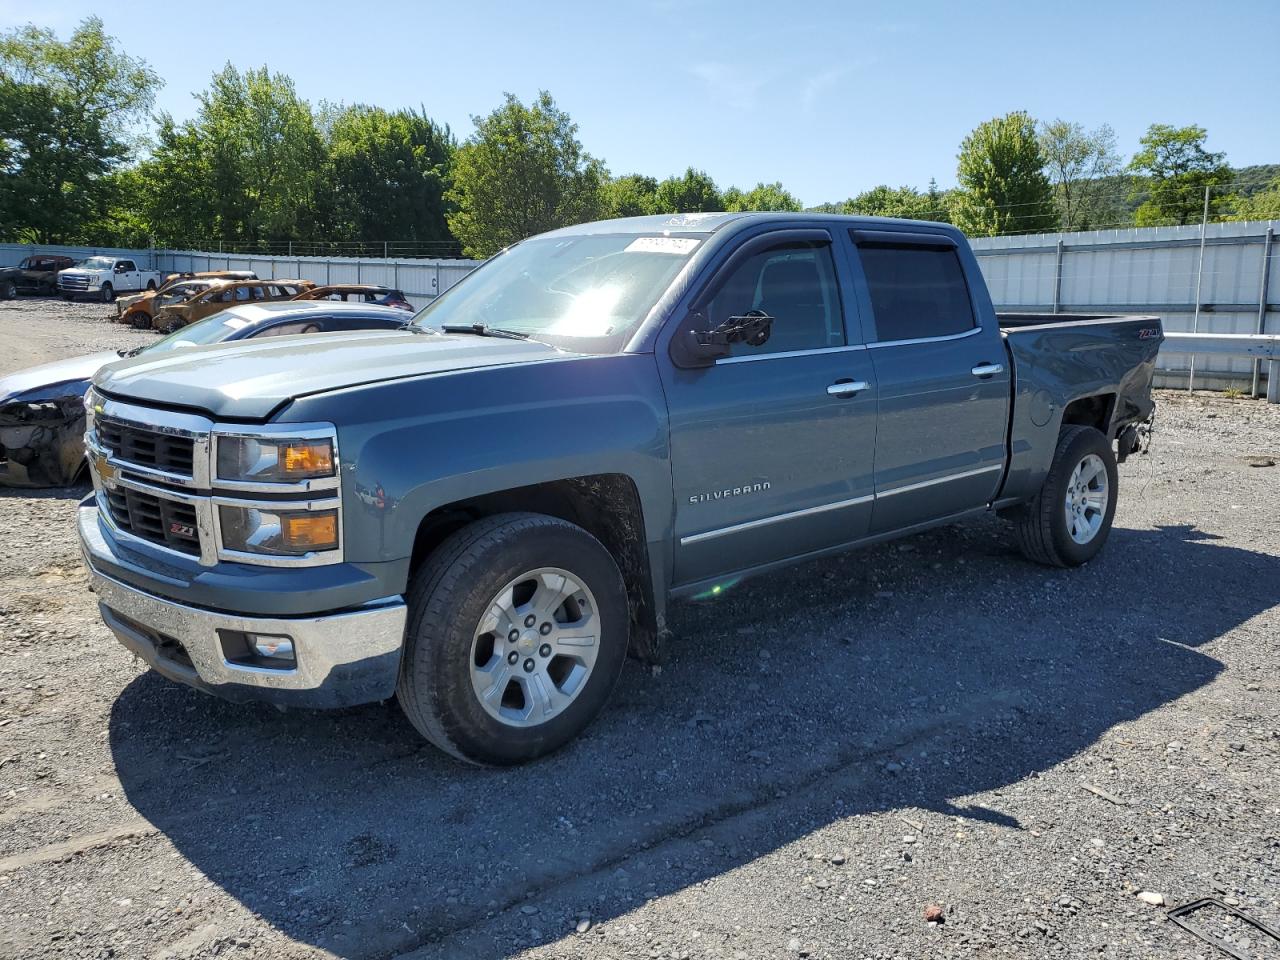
0, 301, 414, 487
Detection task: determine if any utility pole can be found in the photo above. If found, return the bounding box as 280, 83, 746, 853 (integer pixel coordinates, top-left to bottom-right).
1188, 185, 1210, 392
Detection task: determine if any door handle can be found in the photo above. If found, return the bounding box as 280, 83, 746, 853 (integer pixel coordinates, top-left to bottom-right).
827, 380, 869, 398
971, 363, 1004, 378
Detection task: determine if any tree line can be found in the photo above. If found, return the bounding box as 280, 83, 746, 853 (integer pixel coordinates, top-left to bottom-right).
3, 18, 1278, 259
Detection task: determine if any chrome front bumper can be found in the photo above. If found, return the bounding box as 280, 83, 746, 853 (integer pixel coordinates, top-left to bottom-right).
88, 564, 407, 709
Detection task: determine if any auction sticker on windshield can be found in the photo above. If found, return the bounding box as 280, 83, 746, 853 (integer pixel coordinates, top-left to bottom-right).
625, 237, 700, 255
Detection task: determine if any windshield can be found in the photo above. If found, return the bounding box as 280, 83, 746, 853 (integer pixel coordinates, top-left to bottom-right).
411, 234, 702, 352
79, 256, 117, 270
155, 282, 210, 306
138, 310, 252, 354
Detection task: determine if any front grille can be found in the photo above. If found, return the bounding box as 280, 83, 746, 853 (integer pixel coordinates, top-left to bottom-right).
99, 419, 195, 477
59, 275, 90, 291
105, 486, 201, 555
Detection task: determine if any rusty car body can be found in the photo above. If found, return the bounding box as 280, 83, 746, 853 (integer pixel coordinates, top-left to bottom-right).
0, 255, 76, 299
115, 271, 258, 326
151, 279, 315, 331
292, 284, 413, 310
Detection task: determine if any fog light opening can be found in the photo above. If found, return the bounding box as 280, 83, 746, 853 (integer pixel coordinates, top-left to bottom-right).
220, 629, 297, 670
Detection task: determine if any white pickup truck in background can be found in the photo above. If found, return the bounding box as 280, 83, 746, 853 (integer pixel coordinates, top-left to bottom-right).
57, 257, 165, 303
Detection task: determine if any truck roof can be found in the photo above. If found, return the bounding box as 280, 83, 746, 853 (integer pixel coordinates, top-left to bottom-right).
544, 211, 957, 239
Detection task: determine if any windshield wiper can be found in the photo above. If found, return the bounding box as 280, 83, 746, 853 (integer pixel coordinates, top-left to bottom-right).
440, 322, 528, 340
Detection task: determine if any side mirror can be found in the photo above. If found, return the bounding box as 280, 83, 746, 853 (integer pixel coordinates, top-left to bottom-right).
670, 310, 774, 369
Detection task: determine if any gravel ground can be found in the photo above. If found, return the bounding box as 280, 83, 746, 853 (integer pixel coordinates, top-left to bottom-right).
0, 300, 1277, 960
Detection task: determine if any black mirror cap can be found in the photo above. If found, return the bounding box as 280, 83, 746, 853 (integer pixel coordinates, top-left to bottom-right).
669, 312, 729, 369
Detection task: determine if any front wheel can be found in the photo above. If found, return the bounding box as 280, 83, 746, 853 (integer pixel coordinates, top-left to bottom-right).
397, 512, 629, 765
1012, 425, 1118, 567
100, 283, 115, 303
1, 280, 15, 300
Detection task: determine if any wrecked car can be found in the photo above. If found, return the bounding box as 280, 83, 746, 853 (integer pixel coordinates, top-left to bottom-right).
151, 279, 315, 331
0, 255, 75, 299
0, 302, 409, 487
115, 271, 258, 326
293, 284, 414, 311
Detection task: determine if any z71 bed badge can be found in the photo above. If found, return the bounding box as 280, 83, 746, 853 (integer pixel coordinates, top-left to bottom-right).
689, 481, 770, 504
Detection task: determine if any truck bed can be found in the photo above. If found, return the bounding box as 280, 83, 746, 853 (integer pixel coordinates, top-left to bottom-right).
994, 312, 1163, 505
997, 312, 1159, 329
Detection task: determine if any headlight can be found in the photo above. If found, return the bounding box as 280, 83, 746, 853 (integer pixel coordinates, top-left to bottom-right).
84, 387, 103, 430
216, 436, 335, 483
219, 505, 339, 556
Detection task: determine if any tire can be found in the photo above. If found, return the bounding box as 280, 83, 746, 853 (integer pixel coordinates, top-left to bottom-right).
1, 280, 15, 300
1012, 425, 1118, 567
126, 311, 152, 329
146, 279, 157, 291
61, 293, 74, 302
397, 512, 629, 765
100, 283, 115, 303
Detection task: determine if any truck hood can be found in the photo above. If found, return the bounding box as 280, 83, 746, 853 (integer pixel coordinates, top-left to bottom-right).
1, 351, 117, 401
93, 329, 582, 420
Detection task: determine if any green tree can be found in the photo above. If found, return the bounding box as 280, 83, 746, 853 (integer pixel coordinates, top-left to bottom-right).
1129, 124, 1234, 226
140, 65, 325, 247
134, 116, 215, 248
446, 91, 604, 258
0, 16, 159, 242
600, 173, 658, 218
951, 111, 1055, 237
1038, 119, 1121, 230
652, 167, 721, 213
322, 104, 454, 244
1228, 177, 1280, 221
722, 181, 802, 212
843, 184, 938, 220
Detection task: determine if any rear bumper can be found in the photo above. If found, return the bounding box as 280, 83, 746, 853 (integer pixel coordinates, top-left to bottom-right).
80, 503, 407, 709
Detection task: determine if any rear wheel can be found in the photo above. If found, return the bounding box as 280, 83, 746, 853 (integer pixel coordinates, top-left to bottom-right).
145, 279, 156, 291
1012, 425, 1118, 567
100, 283, 115, 303
397, 512, 629, 765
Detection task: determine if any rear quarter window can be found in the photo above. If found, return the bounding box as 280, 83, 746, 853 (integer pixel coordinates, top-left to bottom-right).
855, 240, 976, 343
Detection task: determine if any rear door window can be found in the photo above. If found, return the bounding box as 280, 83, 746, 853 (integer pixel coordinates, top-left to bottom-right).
853, 237, 976, 343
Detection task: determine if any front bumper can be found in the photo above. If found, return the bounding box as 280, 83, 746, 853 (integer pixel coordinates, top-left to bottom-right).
82, 509, 407, 709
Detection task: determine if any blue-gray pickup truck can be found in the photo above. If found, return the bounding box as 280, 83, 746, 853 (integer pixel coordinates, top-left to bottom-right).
78, 213, 1162, 764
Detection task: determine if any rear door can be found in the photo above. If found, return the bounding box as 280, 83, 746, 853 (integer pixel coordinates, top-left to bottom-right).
660, 228, 879, 586
848, 229, 1010, 533
116, 260, 139, 291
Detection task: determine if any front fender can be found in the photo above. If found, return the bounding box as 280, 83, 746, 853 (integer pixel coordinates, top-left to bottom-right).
281, 354, 674, 567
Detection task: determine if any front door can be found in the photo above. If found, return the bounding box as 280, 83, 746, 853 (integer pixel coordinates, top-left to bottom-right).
661, 230, 878, 586
849, 230, 1010, 533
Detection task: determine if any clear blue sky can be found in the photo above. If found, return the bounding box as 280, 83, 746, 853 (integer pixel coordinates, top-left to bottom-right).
4, 0, 1278, 206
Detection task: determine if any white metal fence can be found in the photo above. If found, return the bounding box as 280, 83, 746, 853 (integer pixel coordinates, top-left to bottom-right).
6, 222, 1279, 392
972, 220, 1279, 393
0, 243, 481, 310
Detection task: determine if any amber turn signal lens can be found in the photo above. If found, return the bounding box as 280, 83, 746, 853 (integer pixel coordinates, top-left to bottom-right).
282, 441, 334, 477
282, 511, 338, 551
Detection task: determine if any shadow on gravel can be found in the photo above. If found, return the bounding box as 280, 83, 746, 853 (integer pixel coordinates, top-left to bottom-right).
109, 520, 1276, 958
